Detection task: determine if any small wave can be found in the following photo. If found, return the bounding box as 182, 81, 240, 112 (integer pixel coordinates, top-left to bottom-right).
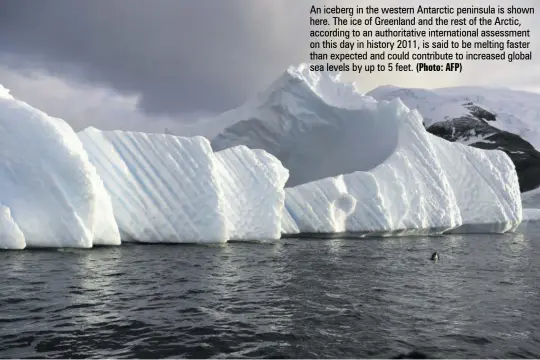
392, 350, 432, 359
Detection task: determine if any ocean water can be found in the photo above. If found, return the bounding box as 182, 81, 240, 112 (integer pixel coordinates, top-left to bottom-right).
1, 230, 539, 358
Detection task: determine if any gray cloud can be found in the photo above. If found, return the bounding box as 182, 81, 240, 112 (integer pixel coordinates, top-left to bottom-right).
0, 0, 538, 121
0, 0, 312, 115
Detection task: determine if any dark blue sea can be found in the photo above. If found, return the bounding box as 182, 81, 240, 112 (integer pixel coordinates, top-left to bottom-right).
1, 228, 539, 358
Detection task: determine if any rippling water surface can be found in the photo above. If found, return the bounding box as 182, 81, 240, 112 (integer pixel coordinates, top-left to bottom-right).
1, 230, 540, 358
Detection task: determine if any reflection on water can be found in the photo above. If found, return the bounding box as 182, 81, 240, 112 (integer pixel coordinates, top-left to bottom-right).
1, 231, 540, 358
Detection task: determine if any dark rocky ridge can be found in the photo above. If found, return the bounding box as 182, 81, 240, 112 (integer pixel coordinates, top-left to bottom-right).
426, 103, 540, 192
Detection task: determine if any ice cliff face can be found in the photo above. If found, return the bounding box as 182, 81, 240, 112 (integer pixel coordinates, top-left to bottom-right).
78, 129, 230, 243
0, 85, 121, 248
0, 205, 25, 250
215, 146, 289, 241
78, 129, 289, 243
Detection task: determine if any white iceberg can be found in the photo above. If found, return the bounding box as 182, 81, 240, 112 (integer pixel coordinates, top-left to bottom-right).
0, 62, 525, 248
522, 208, 540, 222
0, 85, 120, 248
214, 64, 522, 235
215, 146, 289, 241
431, 137, 521, 233
78, 128, 229, 243
516, 208, 540, 233
282, 175, 356, 235
521, 187, 540, 208
0, 205, 25, 250
281, 99, 463, 236
78, 129, 289, 243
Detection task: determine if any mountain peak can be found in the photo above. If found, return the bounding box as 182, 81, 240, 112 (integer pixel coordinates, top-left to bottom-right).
258, 63, 373, 110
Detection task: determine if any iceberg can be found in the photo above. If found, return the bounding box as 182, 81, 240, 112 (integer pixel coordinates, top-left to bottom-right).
214, 64, 522, 235
431, 137, 521, 233
0, 85, 120, 248
516, 208, 540, 233
78, 128, 229, 243
0, 63, 525, 248
282, 175, 357, 235
0, 205, 25, 250
213, 66, 396, 188
521, 187, 540, 208
368, 85, 540, 194
522, 208, 540, 221
78, 128, 289, 243
215, 146, 289, 241
281, 99, 463, 236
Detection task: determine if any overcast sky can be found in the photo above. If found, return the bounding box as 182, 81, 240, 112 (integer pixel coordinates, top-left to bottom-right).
0, 0, 538, 134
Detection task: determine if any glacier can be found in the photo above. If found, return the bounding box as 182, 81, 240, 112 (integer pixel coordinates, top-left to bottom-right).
0, 85, 120, 249
522, 208, 540, 222
214, 64, 522, 235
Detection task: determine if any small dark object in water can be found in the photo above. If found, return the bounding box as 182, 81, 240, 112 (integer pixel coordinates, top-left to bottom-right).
393, 350, 430, 359
430, 252, 439, 261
